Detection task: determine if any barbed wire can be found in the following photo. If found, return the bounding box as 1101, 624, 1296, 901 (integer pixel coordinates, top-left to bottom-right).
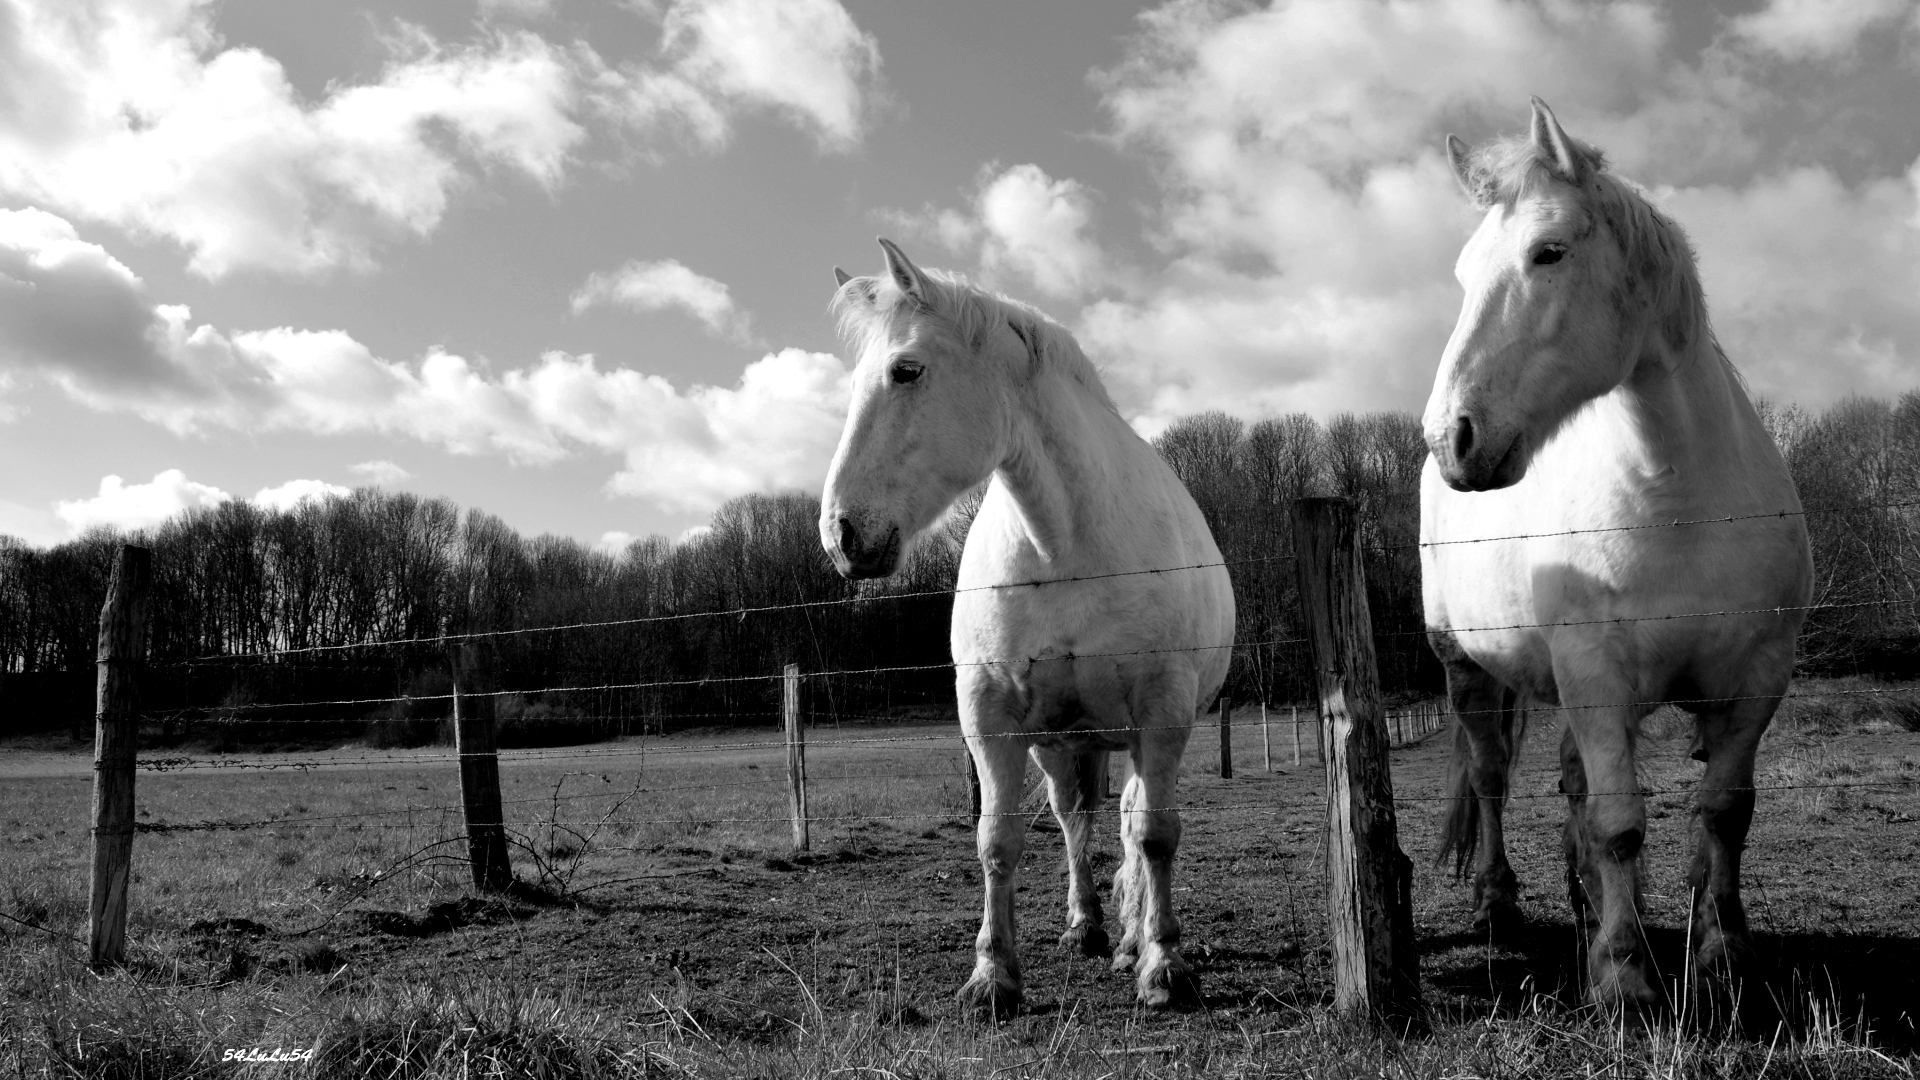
162, 554, 1280, 667
130, 497, 1920, 672
128, 776, 1916, 835
1387, 499, 1920, 554
150, 637, 1300, 718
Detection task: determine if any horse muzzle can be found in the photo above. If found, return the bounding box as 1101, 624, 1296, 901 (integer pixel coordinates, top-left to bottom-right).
1431, 415, 1529, 492
823, 514, 902, 580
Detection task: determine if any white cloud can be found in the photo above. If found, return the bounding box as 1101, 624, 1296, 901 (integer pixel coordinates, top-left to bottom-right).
882, 164, 1114, 300
55, 470, 229, 534
0, 1, 584, 277
1, 207, 852, 517
252, 478, 350, 510
976, 165, 1110, 300
349, 459, 412, 486
1728, 0, 1913, 61
595, 530, 635, 555
595, 0, 885, 154
571, 258, 755, 343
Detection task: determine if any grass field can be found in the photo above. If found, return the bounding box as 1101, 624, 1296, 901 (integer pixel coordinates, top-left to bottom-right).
3, 679, 1919, 1077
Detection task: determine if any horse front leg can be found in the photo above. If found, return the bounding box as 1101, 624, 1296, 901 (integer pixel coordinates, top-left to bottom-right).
956, 710, 1030, 1018
1033, 744, 1110, 958
1687, 692, 1776, 981
1437, 658, 1524, 933
1559, 674, 1658, 1011
1122, 708, 1198, 1009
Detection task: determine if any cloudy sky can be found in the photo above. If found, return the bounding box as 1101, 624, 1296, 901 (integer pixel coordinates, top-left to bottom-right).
3, 0, 1919, 550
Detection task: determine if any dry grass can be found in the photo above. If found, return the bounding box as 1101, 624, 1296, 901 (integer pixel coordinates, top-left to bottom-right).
4, 703, 1917, 1078
3, 939, 1914, 1079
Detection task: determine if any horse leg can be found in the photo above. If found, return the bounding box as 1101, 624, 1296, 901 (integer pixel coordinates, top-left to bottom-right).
1560, 727, 1598, 976
1125, 713, 1198, 1009
1032, 744, 1110, 958
1560, 686, 1658, 1010
955, 724, 1029, 1018
1687, 694, 1775, 981
1109, 772, 1142, 975
1436, 658, 1523, 933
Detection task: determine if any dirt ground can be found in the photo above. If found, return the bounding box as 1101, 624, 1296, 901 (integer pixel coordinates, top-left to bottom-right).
82, 703, 1910, 1057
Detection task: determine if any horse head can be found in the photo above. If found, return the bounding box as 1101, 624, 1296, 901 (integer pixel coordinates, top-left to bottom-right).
819, 239, 1025, 579
1426, 98, 1700, 491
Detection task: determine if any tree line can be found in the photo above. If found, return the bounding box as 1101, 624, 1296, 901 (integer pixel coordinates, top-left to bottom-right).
2, 395, 1915, 743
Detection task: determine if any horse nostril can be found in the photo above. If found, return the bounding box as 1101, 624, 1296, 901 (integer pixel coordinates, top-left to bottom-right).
836, 516, 859, 554
1452, 415, 1475, 462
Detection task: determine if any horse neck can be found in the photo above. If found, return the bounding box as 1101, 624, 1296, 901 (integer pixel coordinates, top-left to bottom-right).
1613, 328, 1767, 489
994, 369, 1134, 566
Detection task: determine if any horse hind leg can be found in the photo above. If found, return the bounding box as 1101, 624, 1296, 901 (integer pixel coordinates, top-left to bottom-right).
1032, 744, 1110, 958
1437, 659, 1524, 935
1109, 771, 1142, 975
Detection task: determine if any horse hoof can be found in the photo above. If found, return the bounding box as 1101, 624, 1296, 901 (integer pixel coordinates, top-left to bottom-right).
1110, 950, 1137, 975
1060, 923, 1111, 958
1136, 956, 1200, 1011
1693, 928, 1755, 980
1471, 896, 1524, 938
955, 973, 1022, 1020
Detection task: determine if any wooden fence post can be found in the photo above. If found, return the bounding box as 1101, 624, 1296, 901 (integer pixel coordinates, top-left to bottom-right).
1218, 697, 1233, 779
785, 663, 809, 852
451, 639, 512, 892
1262, 701, 1272, 772
1291, 705, 1301, 766
89, 544, 151, 970
1292, 497, 1423, 1028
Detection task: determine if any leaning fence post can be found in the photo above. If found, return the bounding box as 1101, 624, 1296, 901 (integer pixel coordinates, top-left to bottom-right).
451, 639, 512, 892
785, 663, 809, 852
89, 544, 151, 970
1292, 497, 1423, 1028
1218, 697, 1233, 779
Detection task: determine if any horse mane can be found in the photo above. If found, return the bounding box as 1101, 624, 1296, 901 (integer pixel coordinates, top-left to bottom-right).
831, 267, 1117, 412
1459, 134, 1719, 362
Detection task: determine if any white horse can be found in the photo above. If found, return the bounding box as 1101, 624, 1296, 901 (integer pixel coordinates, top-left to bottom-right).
1423, 99, 1812, 1008
819, 239, 1235, 1016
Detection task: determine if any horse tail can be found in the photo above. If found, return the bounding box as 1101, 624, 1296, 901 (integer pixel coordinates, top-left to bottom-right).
1436, 711, 1478, 880
1435, 688, 1527, 881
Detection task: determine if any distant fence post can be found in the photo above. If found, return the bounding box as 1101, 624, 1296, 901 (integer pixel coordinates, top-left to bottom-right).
1292, 497, 1423, 1028
1218, 697, 1233, 779
89, 544, 151, 970
1291, 705, 1302, 766
451, 639, 512, 892
1262, 701, 1272, 772
785, 663, 809, 853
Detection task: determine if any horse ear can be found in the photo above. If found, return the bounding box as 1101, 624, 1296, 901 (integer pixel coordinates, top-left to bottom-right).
1445, 134, 1474, 199
834, 267, 852, 287
1529, 96, 1585, 184
877, 237, 929, 303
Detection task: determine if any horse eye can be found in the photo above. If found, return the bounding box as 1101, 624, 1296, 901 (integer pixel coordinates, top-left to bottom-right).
890, 362, 923, 384
1533, 244, 1567, 266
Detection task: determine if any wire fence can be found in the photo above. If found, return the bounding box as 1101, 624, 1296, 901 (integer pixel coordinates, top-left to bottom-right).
17, 504, 1920, 976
